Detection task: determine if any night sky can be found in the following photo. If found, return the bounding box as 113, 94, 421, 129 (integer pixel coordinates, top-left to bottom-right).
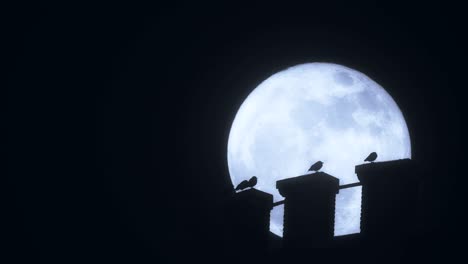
7, 2, 466, 262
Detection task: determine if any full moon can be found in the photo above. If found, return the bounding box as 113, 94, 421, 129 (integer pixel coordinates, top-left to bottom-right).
227, 63, 411, 237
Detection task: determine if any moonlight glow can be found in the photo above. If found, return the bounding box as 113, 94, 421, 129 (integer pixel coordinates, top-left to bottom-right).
227, 63, 411, 237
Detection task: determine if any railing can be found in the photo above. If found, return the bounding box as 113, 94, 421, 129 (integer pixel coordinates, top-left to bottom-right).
339, 182, 361, 189
272, 200, 285, 207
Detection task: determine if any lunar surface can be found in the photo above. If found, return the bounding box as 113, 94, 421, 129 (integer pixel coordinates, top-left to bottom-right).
227, 63, 411, 237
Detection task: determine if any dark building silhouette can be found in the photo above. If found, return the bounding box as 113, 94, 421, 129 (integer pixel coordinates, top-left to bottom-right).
356, 159, 420, 246
221, 158, 423, 253
226, 188, 273, 253
276, 172, 340, 248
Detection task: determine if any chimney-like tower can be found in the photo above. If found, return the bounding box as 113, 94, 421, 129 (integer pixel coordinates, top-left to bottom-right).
228, 188, 273, 252
356, 159, 419, 245
277, 172, 339, 248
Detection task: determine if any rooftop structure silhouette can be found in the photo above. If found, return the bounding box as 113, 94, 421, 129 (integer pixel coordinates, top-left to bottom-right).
277, 171, 339, 248
227, 158, 422, 249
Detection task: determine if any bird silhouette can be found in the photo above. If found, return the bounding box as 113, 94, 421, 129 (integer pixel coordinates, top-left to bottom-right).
308, 161, 323, 172
247, 176, 257, 188
235, 176, 258, 191
235, 180, 249, 191
364, 152, 378, 162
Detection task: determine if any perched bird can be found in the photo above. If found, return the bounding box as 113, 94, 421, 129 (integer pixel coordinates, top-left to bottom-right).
235, 176, 258, 191
308, 161, 323, 172
364, 152, 378, 162
247, 176, 257, 188
235, 180, 249, 191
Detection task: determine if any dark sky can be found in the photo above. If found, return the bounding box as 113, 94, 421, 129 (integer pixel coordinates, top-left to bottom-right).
7, 2, 466, 262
